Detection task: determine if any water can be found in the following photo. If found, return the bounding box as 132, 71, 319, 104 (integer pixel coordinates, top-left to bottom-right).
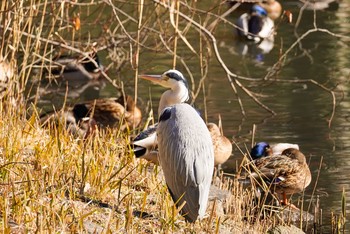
33, 0, 350, 232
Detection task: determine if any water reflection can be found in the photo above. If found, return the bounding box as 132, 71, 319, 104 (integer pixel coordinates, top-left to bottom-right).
29, 78, 106, 113
234, 38, 274, 63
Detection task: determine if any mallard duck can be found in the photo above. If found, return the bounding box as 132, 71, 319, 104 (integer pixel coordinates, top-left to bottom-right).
72, 94, 142, 130
250, 148, 312, 205
236, 4, 275, 42
207, 123, 232, 167
47, 52, 103, 81
250, 142, 299, 160
228, 0, 282, 19
258, 0, 282, 20
132, 124, 158, 164
40, 110, 97, 139
0, 57, 14, 97
41, 95, 141, 133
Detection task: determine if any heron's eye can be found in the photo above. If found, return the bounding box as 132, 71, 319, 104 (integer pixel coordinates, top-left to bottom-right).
163, 76, 169, 81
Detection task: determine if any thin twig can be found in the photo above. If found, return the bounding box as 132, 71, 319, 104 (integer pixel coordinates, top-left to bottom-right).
153, 0, 275, 115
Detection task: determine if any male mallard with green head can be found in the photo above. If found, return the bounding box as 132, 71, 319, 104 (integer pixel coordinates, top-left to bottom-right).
250, 141, 299, 160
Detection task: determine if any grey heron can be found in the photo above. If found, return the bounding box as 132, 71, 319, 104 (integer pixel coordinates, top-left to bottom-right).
139, 70, 214, 222
133, 122, 232, 168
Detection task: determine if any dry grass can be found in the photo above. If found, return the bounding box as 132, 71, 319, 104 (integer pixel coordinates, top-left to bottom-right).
0, 0, 346, 233
0, 105, 276, 232
0, 103, 317, 232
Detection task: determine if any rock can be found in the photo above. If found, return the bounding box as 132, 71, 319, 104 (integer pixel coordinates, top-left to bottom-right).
207, 177, 232, 217
83, 220, 104, 233
268, 224, 305, 234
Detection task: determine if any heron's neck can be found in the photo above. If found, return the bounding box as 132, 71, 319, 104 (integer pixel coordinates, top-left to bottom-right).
158, 84, 189, 117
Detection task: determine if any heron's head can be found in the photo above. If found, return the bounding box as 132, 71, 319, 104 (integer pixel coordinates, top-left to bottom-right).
250, 142, 271, 160
139, 69, 189, 90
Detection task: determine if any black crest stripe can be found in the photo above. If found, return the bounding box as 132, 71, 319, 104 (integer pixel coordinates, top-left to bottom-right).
159, 107, 172, 122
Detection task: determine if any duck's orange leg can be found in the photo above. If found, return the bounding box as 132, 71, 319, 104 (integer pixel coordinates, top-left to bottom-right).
282, 192, 288, 205
281, 192, 299, 210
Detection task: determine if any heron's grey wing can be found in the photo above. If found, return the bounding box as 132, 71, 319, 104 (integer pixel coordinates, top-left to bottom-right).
158, 104, 214, 222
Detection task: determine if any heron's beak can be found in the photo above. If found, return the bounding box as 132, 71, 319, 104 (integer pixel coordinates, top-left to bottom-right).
138, 74, 162, 84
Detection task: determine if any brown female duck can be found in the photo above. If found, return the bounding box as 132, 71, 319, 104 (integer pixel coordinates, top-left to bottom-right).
72, 95, 142, 130
40, 110, 97, 139
41, 95, 141, 135
251, 148, 312, 205
0, 57, 14, 97
207, 123, 232, 166
258, 0, 282, 20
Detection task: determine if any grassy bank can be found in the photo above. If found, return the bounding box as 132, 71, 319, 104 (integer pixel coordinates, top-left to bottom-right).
0, 103, 271, 232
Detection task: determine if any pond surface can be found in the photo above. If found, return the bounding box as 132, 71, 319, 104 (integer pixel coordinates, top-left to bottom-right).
33, 0, 350, 232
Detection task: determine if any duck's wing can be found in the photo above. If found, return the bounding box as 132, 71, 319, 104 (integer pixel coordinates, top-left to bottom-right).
73, 98, 128, 128
132, 124, 158, 161
253, 156, 300, 183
